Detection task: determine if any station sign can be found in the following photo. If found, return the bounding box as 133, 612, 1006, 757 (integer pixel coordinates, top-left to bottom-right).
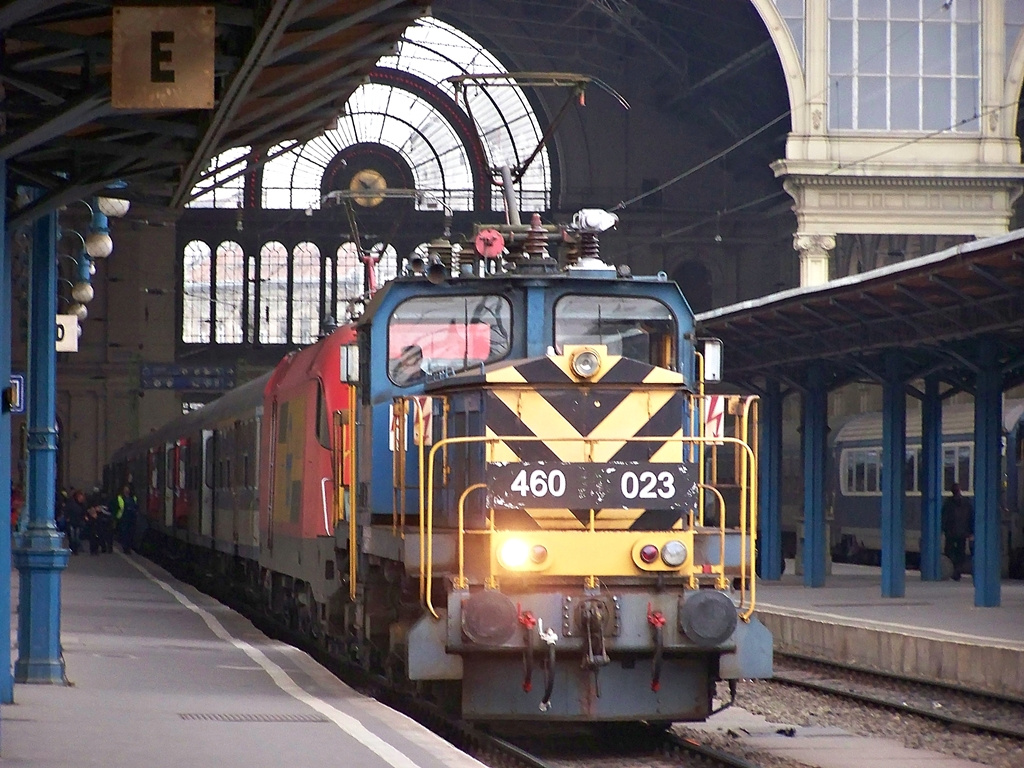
56, 314, 79, 352
111, 6, 215, 109
140, 363, 236, 391
4, 374, 25, 414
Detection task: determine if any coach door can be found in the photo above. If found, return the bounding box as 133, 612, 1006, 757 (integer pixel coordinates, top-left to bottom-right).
164, 443, 175, 528
201, 430, 214, 539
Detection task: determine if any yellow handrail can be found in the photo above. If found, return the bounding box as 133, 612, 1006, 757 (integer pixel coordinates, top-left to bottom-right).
348, 385, 358, 601
456, 483, 486, 589
740, 395, 759, 621
420, 431, 758, 620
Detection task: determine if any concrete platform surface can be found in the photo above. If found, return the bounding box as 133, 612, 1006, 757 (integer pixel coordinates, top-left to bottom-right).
3, 552, 486, 768
753, 564, 1024, 698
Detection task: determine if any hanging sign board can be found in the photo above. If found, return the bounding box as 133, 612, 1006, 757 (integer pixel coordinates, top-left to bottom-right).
56, 315, 79, 352
111, 6, 215, 109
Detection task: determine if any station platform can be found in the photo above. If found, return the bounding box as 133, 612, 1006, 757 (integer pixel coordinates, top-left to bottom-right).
2, 552, 485, 768
754, 563, 1024, 699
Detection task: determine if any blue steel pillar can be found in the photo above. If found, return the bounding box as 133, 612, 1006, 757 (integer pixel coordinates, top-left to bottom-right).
758, 378, 783, 579
973, 339, 1002, 608
12, 206, 70, 684
801, 361, 828, 587
919, 375, 943, 581
0, 161, 13, 704
880, 351, 906, 597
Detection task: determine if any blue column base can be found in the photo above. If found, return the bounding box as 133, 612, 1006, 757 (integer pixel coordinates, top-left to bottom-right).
13, 532, 70, 685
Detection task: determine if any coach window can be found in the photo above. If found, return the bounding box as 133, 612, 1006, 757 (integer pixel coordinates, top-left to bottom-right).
387, 295, 511, 386
554, 296, 676, 368
943, 443, 972, 493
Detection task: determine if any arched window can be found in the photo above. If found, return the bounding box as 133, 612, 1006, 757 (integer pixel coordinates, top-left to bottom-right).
292, 242, 321, 344
182, 240, 212, 342
258, 241, 288, 344
370, 243, 399, 287
200, 17, 549, 213
215, 241, 244, 343
334, 243, 364, 323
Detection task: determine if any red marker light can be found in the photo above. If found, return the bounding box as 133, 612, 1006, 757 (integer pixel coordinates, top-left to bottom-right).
640, 544, 659, 564
530, 545, 548, 564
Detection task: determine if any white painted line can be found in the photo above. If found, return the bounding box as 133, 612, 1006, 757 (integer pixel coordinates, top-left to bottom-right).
123, 556, 426, 768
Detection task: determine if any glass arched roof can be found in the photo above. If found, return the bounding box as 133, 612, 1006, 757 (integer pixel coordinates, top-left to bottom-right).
192, 17, 550, 212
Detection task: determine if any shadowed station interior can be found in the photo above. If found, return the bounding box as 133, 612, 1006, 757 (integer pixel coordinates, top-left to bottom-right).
3, 1, 1024, 765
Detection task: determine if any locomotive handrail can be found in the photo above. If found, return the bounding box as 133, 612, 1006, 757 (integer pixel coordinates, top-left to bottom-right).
696, 483, 729, 591
739, 395, 758, 621
456, 483, 487, 590
420, 432, 758, 621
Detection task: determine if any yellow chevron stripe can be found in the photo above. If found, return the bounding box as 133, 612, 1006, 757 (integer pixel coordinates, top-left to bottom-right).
485, 366, 529, 384
485, 426, 520, 463
585, 390, 677, 461
642, 366, 685, 385
649, 428, 684, 462
593, 509, 645, 529
492, 390, 588, 461
526, 510, 586, 529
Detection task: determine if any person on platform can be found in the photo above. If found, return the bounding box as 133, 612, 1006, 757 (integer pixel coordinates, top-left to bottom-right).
64, 488, 88, 555
10, 483, 24, 537
87, 486, 113, 553
941, 482, 974, 581
114, 483, 138, 554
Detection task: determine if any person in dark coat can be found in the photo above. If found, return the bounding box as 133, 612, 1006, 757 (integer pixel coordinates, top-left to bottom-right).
114, 484, 139, 554
941, 483, 974, 581
82, 504, 102, 555
64, 488, 88, 555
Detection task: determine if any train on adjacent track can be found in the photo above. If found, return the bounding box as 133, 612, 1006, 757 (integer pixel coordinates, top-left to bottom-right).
107, 209, 772, 723
824, 400, 1024, 576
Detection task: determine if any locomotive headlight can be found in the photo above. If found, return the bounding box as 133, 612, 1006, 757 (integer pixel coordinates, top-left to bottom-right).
570, 349, 601, 378
498, 538, 531, 569
661, 539, 688, 567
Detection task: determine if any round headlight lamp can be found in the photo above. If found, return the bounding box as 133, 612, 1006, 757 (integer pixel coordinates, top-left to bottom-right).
661, 539, 688, 567
497, 538, 530, 569
570, 349, 601, 378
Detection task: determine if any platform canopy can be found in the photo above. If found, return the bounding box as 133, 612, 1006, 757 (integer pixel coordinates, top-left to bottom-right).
0, 0, 429, 228
696, 229, 1024, 391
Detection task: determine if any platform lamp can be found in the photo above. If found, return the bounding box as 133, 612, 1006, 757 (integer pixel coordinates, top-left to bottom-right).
58, 230, 93, 324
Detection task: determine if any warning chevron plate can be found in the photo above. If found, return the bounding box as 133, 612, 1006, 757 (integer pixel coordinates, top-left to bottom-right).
487, 461, 698, 511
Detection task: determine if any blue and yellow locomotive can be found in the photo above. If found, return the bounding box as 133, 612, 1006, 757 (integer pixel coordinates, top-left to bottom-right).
109, 209, 772, 724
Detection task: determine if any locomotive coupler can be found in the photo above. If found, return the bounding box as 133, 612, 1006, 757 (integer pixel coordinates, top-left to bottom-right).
647, 604, 666, 692
579, 599, 610, 699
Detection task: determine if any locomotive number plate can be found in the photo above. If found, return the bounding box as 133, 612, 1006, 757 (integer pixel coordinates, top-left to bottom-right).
486, 462, 698, 510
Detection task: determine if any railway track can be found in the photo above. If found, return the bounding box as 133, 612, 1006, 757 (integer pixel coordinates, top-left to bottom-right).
772, 652, 1024, 741
157, 551, 770, 768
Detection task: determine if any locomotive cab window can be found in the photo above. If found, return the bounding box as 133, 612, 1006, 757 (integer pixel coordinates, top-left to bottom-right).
554, 296, 676, 368
388, 295, 511, 386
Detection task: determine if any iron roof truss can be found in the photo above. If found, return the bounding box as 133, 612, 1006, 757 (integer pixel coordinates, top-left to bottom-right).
1, 0, 429, 228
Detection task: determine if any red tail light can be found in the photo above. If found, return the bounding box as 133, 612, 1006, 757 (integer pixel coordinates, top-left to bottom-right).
640, 544, 659, 564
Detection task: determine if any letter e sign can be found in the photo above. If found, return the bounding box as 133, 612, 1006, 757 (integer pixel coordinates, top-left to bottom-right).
112, 6, 215, 109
